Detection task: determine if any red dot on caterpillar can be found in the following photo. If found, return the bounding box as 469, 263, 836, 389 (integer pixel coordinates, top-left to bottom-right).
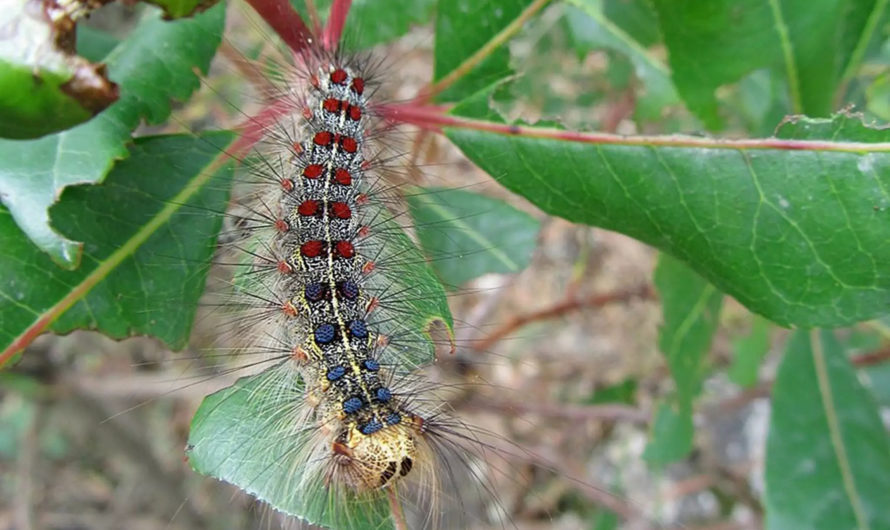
348, 105, 361, 121
298, 200, 319, 216
330, 202, 351, 219
334, 168, 351, 185
301, 240, 324, 258
351, 77, 364, 95
314, 131, 333, 146
282, 301, 298, 317
376, 334, 389, 348
323, 98, 341, 113
358, 225, 370, 238
309, 73, 319, 88
341, 136, 358, 153
292, 142, 303, 154
277, 260, 293, 274
274, 219, 289, 232
362, 260, 375, 274
330, 68, 348, 85
302, 106, 313, 120
356, 193, 369, 205
335, 240, 354, 258
361, 159, 372, 170
303, 164, 323, 179
280, 178, 294, 192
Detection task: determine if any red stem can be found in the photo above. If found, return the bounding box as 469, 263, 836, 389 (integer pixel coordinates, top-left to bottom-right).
324, 0, 352, 50
244, 0, 314, 53
380, 103, 890, 153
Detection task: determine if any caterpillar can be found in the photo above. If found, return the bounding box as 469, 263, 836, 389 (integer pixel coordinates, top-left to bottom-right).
180, 9, 492, 530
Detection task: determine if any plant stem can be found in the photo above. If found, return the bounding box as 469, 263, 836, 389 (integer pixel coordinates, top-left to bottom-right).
381, 103, 890, 153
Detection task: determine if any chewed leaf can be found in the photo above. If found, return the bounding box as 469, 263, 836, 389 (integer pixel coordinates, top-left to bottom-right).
0, 2, 117, 139
445, 88, 890, 328
406, 187, 540, 288
187, 372, 394, 530
0, 132, 235, 367
0, 4, 225, 267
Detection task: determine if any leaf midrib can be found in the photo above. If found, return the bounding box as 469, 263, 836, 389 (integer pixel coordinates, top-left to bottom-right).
811, 330, 870, 530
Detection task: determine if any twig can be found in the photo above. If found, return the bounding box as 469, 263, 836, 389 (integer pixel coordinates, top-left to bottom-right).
464, 396, 650, 424
244, 0, 313, 53
711, 344, 890, 415
850, 345, 890, 367
472, 284, 655, 352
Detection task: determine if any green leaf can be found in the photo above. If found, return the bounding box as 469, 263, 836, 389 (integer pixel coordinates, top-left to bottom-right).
75, 25, 122, 64
644, 254, 722, 464
365, 203, 455, 368
142, 0, 223, 18
643, 401, 694, 464
187, 373, 394, 530
406, 187, 540, 288
434, 0, 535, 101
0, 4, 225, 268
0, 2, 117, 139
445, 90, 890, 328
728, 315, 772, 387
651, 0, 890, 127
602, 0, 661, 47
588, 378, 637, 405
765, 329, 890, 530
563, 0, 678, 112
288, 0, 435, 49
0, 132, 235, 365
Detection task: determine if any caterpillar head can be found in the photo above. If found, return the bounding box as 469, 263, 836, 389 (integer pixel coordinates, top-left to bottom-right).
332, 416, 423, 492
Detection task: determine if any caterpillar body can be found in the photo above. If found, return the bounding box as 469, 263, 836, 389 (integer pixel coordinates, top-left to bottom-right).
183, 38, 464, 527
263, 60, 426, 492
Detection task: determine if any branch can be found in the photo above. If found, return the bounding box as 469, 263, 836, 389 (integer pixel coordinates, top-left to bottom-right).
244, 0, 313, 53
472, 284, 655, 353
380, 103, 890, 153
323, 0, 352, 50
